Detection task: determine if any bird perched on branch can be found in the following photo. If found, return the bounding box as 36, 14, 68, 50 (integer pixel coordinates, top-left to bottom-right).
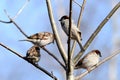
25, 45, 40, 64
59, 15, 84, 51
20, 32, 54, 47
75, 50, 102, 72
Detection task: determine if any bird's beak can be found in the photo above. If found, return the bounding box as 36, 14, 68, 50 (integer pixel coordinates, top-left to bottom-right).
99, 53, 102, 57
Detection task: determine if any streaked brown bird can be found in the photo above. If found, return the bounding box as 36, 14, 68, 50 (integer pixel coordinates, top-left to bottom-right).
75, 50, 102, 72
25, 45, 40, 64
20, 32, 54, 47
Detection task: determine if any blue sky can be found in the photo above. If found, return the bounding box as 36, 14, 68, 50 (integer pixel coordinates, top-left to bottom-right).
0, 0, 120, 80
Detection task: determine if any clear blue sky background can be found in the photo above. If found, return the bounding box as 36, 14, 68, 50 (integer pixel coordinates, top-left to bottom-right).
0, 0, 120, 80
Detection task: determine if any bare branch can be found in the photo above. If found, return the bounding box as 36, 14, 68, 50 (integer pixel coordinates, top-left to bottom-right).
1, 0, 30, 37
13, 0, 30, 20
0, 42, 23, 58
77, 0, 86, 29
42, 47, 66, 70
1, 7, 66, 73
0, 0, 29, 27
0, 42, 58, 80
46, 0, 67, 65
1, 10, 66, 72
0, 1, 59, 79
75, 49, 120, 80
0, 20, 12, 23
67, 0, 74, 80
4, 10, 29, 38
0, 0, 68, 68
73, 0, 82, 8
71, 0, 86, 58
74, 2, 120, 65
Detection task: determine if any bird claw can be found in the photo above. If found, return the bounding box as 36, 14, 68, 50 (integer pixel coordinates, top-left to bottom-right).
87, 68, 91, 73
94, 64, 98, 68
87, 64, 98, 73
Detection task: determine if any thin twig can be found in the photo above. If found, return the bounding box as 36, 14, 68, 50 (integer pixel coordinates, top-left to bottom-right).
67, 0, 74, 80
1, 9, 66, 71
4, 10, 29, 38
42, 47, 66, 70
33, 64, 57, 80
46, 0, 67, 65
77, 0, 86, 29
74, 2, 120, 65
75, 49, 120, 80
0, 20, 12, 23
71, 0, 86, 58
73, 0, 82, 8
0, 0, 68, 67
0, 0, 29, 37
0, 1, 63, 78
13, 0, 30, 20
0, 42, 23, 58
0, 42, 57, 80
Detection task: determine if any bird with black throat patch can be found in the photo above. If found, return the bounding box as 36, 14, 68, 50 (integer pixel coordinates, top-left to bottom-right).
59, 15, 84, 51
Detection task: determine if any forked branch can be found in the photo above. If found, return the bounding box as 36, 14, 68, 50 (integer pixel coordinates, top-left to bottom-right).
1, 9, 65, 71
0, 0, 29, 38
42, 47, 66, 70
0, 42, 57, 80
74, 2, 120, 64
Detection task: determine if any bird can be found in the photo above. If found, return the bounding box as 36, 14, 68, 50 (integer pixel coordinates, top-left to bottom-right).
59, 15, 84, 51
25, 45, 40, 64
75, 50, 102, 72
20, 32, 54, 47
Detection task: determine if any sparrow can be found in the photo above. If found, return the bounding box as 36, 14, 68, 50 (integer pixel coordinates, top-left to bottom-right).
75, 50, 102, 72
59, 15, 84, 51
25, 45, 40, 64
20, 32, 54, 47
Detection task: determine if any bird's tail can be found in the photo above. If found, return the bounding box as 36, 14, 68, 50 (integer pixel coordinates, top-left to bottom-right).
74, 66, 82, 69
19, 39, 33, 42
74, 60, 82, 69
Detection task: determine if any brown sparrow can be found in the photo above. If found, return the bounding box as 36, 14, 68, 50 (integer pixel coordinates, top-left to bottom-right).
20, 32, 54, 47
75, 50, 102, 72
25, 45, 40, 64
59, 15, 84, 51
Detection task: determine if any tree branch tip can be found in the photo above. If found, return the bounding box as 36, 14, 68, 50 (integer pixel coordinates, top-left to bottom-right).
4, 9, 8, 15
